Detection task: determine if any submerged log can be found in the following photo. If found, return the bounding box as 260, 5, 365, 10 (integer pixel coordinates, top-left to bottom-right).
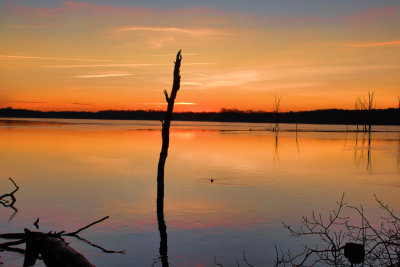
1, 216, 124, 266
24, 229, 94, 267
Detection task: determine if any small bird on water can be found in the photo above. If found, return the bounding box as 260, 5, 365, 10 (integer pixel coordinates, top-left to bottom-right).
210, 178, 214, 183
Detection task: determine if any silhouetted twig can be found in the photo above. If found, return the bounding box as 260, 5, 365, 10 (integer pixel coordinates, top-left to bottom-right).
33, 218, 39, 229
64, 216, 109, 236
73, 234, 125, 254
0, 178, 19, 221
242, 250, 255, 267
214, 256, 224, 266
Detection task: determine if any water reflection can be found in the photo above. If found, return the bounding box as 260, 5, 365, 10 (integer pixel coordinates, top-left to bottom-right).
0, 119, 399, 266
367, 131, 372, 172
397, 135, 400, 168
353, 131, 373, 172
157, 173, 169, 267
274, 131, 279, 162
295, 126, 300, 154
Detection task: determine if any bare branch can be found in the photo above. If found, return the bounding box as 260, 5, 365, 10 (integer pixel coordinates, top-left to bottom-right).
214, 256, 224, 267
64, 216, 109, 236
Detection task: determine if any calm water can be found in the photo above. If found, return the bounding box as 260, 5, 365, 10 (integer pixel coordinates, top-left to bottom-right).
0, 118, 399, 266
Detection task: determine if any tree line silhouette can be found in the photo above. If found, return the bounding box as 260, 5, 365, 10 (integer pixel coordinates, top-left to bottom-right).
0, 107, 399, 126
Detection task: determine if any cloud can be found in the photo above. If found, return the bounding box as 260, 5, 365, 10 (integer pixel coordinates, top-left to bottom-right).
182, 70, 261, 88
8, 100, 47, 104
0, 54, 106, 62
200, 71, 262, 88
343, 6, 399, 24
265, 83, 318, 90
10, 24, 46, 29
45, 63, 168, 68
73, 73, 135, 78
140, 102, 197, 106
162, 102, 196, 105
115, 26, 221, 36
44, 62, 215, 68
151, 53, 197, 57
182, 63, 400, 90
181, 82, 202, 86
71, 102, 93, 105
343, 40, 400, 48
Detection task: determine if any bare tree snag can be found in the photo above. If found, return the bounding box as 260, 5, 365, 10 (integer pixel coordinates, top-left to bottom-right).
272, 95, 281, 132
156, 50, 182, 267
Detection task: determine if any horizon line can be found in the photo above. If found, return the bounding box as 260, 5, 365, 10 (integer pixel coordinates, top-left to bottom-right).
0, 107, 398, 114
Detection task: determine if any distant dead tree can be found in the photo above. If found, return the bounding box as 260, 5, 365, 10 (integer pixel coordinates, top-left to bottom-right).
398, 96, 400, 109
355, 98, 361, 132
272, 95, 281, 132
357, 91, 376, 132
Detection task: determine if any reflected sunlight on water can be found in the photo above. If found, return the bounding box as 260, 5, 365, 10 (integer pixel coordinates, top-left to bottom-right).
0, 118, 399, 266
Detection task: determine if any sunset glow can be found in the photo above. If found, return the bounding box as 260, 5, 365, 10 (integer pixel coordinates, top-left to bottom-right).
0, 1, 399, 112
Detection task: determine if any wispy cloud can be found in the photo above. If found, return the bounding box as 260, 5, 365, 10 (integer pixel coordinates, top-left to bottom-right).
343, 39, 400, 48
183, 71, 262, 88
343, 6, 399, 24
44, 62, 215, 68
44, 63, 168, 68
265, 83, 318, 90
150, 53, 197, 57
71, 102, 93, 106
182, 64, 400, 89
10, 24, 46, 29
0, 54, 106, 62
140, 102, 196, 106
8, 100, 47, 104
182, 82, 202, 86
73, 73, 135, 78
115, 26, 221, 35
161, 102, 196, 105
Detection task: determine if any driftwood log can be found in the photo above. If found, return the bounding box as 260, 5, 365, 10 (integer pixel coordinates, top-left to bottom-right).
0, 216, 124, 266
24, 229, 95, 267
1, 179, 124, 266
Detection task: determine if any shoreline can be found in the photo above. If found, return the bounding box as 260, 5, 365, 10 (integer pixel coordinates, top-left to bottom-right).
1, 107, 399, 126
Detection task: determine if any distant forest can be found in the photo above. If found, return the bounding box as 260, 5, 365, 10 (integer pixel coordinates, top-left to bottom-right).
0, 107, 399, 125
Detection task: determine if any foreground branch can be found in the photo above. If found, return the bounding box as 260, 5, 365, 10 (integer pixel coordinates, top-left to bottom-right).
275, 194, 400, 266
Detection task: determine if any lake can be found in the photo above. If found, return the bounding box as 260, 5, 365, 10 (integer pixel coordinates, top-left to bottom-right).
0, 118, 399, 266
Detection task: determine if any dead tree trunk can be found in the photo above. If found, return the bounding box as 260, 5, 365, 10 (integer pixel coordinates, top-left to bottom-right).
156, 50, 182, 267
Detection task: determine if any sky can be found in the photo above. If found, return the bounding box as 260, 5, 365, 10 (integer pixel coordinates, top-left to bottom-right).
0, 1, 399, 112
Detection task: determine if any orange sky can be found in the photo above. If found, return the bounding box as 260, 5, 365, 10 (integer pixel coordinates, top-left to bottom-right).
0, 2, 399, 112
